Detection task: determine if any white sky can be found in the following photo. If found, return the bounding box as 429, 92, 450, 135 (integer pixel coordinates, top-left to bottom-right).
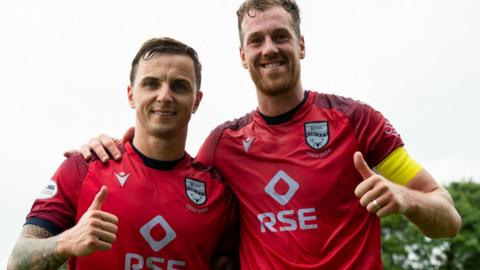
1, 0, 479, 266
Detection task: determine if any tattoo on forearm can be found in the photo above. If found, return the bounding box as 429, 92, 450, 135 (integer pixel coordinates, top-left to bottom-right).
22, 224, 53, 238
9, 225, 67, 270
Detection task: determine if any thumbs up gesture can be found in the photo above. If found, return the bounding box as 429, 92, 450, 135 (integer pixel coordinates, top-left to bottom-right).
57, 186, 118, 258
353, 152, 408, 218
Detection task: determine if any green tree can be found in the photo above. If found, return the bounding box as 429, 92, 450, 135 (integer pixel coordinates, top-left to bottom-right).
381, 180, 480, 270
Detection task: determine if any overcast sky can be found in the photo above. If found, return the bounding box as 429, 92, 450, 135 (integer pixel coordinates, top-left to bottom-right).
1, 0, 478, 265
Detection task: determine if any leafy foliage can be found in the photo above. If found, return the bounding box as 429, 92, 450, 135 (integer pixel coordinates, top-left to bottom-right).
381, 180, 480, 270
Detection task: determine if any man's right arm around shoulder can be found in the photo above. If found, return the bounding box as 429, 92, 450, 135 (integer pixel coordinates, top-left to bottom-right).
8, 186, 118, 270
64, 128, 135, 162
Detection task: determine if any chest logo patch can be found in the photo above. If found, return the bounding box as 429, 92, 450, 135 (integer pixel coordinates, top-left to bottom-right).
115, 172, 130, 187
185, 178, 207, 205
304, 121, 329, 150
243, 136, 255, 152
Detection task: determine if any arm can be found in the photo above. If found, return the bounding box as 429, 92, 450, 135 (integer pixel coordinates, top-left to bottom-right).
8, 225, 66, 270
212, 192, 239, 270
403, 169, 461, 238
354, 152, 461, 239
8, 187, 118, 270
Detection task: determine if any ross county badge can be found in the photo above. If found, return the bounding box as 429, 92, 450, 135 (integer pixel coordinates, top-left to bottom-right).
185, 178, 207, 205
304, 121, 329, 150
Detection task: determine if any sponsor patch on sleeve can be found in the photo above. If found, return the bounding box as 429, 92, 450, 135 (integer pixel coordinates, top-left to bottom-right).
37, 179, 58, 200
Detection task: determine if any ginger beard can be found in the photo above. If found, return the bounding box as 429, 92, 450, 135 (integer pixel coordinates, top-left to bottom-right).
248, 52, 301, 97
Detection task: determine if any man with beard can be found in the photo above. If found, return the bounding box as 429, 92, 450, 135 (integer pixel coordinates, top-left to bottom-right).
72, 0, 461, 269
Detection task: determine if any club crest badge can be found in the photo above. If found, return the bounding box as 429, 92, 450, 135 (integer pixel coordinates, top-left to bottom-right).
304, 121, 329, 150
185, 178, 207, 205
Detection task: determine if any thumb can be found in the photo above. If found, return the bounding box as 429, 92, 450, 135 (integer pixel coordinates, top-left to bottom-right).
121, 127, 135, 144
353, 151, 375, 179
88, 186, 107, 211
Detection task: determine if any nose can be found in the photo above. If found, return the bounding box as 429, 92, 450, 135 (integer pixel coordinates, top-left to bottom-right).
262, 37, 279, 57
155, 84, 174, 103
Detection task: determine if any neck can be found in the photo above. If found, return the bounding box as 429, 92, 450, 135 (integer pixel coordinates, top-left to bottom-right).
132, 127, 187, 161
256, 83, 304, 117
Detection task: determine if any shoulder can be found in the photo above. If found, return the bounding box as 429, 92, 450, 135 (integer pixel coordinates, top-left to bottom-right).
190, 158, 223, 182
58, 141, 126, 176
210, 110, 255, 137
197, 110, 255, 166
311, 91, 387, 127
24, 154, 98, 235
311, 92, 376, 115
53, 149, 121, 202
53, 152, 105, 183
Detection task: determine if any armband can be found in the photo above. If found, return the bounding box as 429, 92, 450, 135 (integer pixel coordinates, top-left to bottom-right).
375, 147, 422, 185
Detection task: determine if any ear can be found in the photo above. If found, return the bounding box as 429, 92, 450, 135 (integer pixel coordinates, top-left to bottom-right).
192, 90, 203, 113
127, 85, 135, 108
240, 46, 248, 69
299, 36, 305, 59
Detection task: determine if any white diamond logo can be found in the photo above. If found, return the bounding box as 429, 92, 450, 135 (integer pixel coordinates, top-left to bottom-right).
115, 172, 130, 187
265, 170, 299, 206
140, 215, 176, 252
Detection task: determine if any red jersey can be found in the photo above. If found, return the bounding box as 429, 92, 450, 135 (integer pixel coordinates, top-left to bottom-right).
26, 142, 237, 270
197, 91, 403, 270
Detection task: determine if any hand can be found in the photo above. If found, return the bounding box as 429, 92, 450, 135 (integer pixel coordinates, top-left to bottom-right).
63, 134, 117, 162
63, 127, 134, 162
353, 151, 410, 218
57, 186, 118, 257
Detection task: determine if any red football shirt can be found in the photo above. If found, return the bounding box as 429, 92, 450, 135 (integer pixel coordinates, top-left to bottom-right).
197, 91, 403, 269
26, 142, 237, 270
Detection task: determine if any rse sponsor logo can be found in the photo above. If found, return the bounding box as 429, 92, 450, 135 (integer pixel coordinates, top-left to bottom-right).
265, 170, 299, 206
140, 216, 176, 252
125, 253, 185, 270
126, 216, 186, 269
259, 170, 318, 233
258, 208, 318, 233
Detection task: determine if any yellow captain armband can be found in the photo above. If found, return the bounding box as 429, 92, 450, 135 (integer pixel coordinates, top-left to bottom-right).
374, 147, 422, 186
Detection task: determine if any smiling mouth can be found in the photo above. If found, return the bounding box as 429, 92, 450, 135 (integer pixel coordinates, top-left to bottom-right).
152, 111, 176, 117
261, 61, 285, 69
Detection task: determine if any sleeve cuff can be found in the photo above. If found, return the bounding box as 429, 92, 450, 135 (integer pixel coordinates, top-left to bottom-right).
25, 217, 64, 235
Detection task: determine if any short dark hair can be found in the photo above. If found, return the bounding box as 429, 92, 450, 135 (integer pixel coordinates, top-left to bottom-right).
236, 0, 301, 46
130, 37, 202, 89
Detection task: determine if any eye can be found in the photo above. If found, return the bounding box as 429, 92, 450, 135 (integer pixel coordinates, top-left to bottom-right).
171, 80, 191, 93
142, 79, 160, 89
250, 38, 261, 44
274, 32, 290, 42
247, 36, 263, 46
